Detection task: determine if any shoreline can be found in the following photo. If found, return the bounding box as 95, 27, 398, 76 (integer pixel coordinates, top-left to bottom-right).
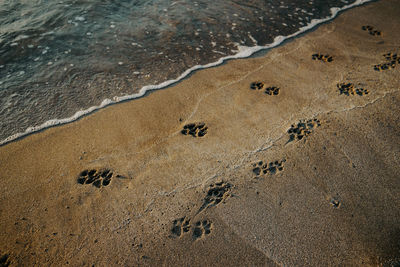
1, 0, 399, 266
0, 0, 376, 147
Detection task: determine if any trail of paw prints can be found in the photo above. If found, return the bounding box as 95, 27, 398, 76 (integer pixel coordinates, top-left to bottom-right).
374, 52, 399, 71
250, 82, 280, 96
181, 123, 208, 137
0, 254, 10, 267
252, 159, 286, 177
312, 53, 333, 63
77, 169, 113, 188
193, 220, 212, 241
287, 119, 321, 142
198, 182, 232, 213
170, 217, 213, 241
337, 83, 369, 96
361, 25, 382, 36
171, 217, 191, 237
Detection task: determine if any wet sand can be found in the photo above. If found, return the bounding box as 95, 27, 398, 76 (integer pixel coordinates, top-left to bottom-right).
1, 0, 400, 266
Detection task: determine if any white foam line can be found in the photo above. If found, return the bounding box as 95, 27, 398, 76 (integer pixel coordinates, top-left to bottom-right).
0, 0, 374, 146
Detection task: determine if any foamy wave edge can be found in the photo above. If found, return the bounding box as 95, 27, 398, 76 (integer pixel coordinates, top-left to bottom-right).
0, 0, 374, 146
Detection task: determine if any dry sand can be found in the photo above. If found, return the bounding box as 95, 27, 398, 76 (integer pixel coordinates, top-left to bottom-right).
1, 0, 400, 266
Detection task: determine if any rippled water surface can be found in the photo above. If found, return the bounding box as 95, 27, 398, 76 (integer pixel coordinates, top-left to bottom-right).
0, 0, 361, 142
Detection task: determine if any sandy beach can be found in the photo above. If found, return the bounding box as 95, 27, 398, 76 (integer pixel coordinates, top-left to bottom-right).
1, 0, 400, 265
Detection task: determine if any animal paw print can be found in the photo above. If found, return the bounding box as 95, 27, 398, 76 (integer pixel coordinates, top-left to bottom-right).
181, 123, 208, 137
250, 82, 280, 96
361, 25, 382, 36
265, 86, 280, 95
193, 220, 212, 241
288, 119, 321, 142
171, 217, 191, 237
374, 52, 398, 71
252, 159, 285, 177
383, 52, 399, 62
250, 81, 265, 90
198, 182, 232, 213
312, 54, 333, 62
337, 83, 369, 96
77, 169, 113, 188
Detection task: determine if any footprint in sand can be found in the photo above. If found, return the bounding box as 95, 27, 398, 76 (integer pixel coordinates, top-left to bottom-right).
77, 168, 113, 188
170, 217, 213, 241
250, 82, 280, 96
374, 52, 398, 71
337, 83, 369, 96
287, 119, 321, 142
265, 86, 280, 95
361, 25, 382, 36
252, 159, 286, 177
181, 123, 208, 137
192, 220, 212, 241
171, 217, 191, 237
312, 53, 333, 63
198, 182, 232, 213
250, 81, 265, 90
169, 182, 232, 240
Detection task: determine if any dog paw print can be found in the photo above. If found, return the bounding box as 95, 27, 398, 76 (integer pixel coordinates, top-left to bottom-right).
171, 217, 191, 237
383, 52, 399, 62
265, 86, 280, 95
288, 119, 321, 142
250, 81, 265, 90
250, 82, 280, 96
181, 123, 208, 137
77, 169, 113, 188
337, 83, 369, 96
374, 52, 398, 71
193, 220, 212, 241
361, 25, 382, 36
252, 159, 285, 177
312, 54, 333, 62
198, 182, 232, 213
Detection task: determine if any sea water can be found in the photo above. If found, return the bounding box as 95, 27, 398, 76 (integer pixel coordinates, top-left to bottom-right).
0, 0, 373, 145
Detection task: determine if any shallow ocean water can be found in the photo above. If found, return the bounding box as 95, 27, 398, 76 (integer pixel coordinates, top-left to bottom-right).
0, 0, 368, 144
